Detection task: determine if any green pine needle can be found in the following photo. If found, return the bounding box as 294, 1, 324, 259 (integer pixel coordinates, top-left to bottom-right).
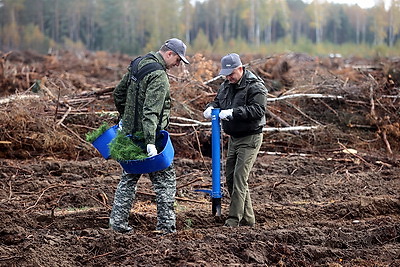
109, 132, 148, 161
85, 122, 110, 143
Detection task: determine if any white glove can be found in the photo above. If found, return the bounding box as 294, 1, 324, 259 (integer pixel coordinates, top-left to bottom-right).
146, 144, 158, 157
219, 109, 233, 121
118, 120, 123, 130
203, 106, 214, 119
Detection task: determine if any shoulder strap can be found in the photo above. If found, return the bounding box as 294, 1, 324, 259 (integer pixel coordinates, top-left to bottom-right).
129, 53, 164, 84
125, 56, 141, 88
133, 62, 164, 82
127, 54, 164, 135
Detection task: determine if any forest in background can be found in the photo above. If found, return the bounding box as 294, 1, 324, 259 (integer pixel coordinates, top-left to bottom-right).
0, 0, 400, 57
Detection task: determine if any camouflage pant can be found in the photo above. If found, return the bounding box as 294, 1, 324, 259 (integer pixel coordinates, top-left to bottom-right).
109, 164, 176, 234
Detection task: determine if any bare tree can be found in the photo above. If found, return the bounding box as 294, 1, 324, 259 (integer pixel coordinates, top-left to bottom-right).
388, 0, 400, 47
371, 0, 388, 45
307, 0, 328, 44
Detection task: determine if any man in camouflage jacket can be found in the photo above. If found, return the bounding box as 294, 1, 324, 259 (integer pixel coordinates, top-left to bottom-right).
110, 38, 189, 234
203, 53, 267, 227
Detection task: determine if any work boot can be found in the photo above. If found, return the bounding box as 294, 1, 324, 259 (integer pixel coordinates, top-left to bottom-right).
155, 224, 176, 236
153, 229, 176, 237
239, 219, 255, 227
223, 218, 239, 227
239, 222, 255, 227
110, 223, 133, 233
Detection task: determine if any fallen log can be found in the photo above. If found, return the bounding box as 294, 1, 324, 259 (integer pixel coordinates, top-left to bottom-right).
264, 126, 319, 132
0, 94, 40, 105
267, 93, 344, 102
169, 116, 319, 132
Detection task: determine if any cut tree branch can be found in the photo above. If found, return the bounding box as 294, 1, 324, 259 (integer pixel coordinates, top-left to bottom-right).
267, 93, 344, 102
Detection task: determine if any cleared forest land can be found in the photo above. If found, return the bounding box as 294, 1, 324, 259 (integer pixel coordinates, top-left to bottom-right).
0, 50, 399, 266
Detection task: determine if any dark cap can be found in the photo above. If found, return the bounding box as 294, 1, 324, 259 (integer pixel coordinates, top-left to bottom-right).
219, 53, 242, 76
164, 38, 189, 64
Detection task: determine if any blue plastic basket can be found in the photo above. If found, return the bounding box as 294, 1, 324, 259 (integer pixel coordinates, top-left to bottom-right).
118, 130, 174, 174
91, 125, 118, 159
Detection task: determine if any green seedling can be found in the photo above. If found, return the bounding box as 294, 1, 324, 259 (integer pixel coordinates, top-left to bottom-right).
85, 122, 110, 143
109, 132, 148, 161
184, 218, 193, 229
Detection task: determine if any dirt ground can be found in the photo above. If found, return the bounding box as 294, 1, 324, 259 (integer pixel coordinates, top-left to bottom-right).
0, 50, 399, 266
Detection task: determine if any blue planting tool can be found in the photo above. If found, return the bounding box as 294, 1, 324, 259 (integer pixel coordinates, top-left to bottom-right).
196, 108, 222, 216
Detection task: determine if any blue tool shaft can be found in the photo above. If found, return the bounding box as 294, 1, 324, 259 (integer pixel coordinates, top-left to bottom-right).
211, 108, 222, 198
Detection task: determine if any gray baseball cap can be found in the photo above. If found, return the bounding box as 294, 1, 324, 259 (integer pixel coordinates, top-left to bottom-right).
165, 38, 189, 64
219, 53, 242, 76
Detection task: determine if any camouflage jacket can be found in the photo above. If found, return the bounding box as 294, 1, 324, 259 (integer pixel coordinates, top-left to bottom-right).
207, 68, 267, 137
113, 51, 170, 145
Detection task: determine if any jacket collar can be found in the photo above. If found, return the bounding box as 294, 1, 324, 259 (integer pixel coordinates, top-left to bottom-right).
236, 67, 247, 89
225, 67, 247, 89
153, 51, 167, 69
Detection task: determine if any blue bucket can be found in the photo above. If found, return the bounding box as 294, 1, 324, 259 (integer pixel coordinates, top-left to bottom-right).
118, 130, 174, 174
91, 125, 118, 159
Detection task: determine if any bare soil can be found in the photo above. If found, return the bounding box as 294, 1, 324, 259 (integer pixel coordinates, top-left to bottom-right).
0, 50, 399, 266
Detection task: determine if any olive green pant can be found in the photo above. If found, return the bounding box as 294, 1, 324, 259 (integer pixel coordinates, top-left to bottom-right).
224, 133, 263, 226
